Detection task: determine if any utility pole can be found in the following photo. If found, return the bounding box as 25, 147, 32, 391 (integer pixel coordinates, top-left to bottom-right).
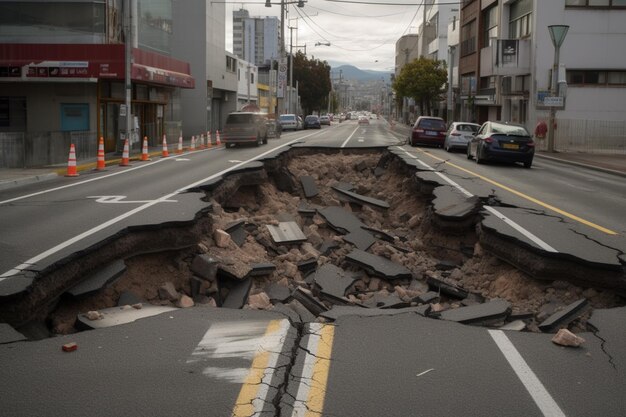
123, 0, 132, 152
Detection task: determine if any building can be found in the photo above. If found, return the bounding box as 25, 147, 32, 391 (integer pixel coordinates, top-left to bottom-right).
232, 9, 280, 67
237, 59, 259, 110
0, 0, 195, 168
459, 0, 626, 152
172, 0, 238, 136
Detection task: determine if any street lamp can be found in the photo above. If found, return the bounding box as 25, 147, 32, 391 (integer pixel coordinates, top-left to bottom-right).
546, 24, 569, 153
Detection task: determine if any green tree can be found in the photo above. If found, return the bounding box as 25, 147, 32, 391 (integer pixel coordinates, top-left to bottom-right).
392, 57, 448, 116
293, 51, 332, 115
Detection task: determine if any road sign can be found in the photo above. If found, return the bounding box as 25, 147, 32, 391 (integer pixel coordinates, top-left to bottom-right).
543, 96, 564, 107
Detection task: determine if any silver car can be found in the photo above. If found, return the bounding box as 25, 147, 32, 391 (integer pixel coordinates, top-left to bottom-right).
444, 122, 481, 152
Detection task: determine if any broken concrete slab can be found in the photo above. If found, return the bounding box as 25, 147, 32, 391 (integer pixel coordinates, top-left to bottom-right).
333, 181, 355, 192
538, 298, 589, 333
271, 302, 304, 324
435, 260, 457, 271
317, 240, 340, 256
75, 304, 177, 330
362, 226, 396, 243
436, 299, 511, 325
297, 258, 317, 273
426, 276, 469, 299
191, 255, 218, 281
273, 167, 297, 193
300, 176, 319, 198
415, 291, 440, 305
0, 323, 27, 344
222, 278, 253, 309
267, 221, 307, 244
286, 299, 317, 323
320, 305, 431, 321
431, 186, 480, 221
225, 220, 248, 247
297, 201, 318, 216
266, 283, 292, 303
331, 186, 390, 209
343, 229, 377, 251
66, 260, 126, 298
291, 287, 328, 316
313, 264, 356, 304
345, 249, 412, 281
317, 206, 364, 234
248, 263, 277, 277
461, 292, 486, 306
499, 320, 527, 331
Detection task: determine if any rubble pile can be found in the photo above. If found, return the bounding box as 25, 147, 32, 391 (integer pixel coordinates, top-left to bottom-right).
49, 152, 623, 335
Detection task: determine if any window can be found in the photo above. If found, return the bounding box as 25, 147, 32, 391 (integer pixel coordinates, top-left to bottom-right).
461, 20, 476, 56
565, 0, 626, 7
509, 0, 532, 38
0, 98, 9, 127
482, 6, 498, 48
250, 73, 255, 84
60, 104, 89, 131
566, 70, 626, 85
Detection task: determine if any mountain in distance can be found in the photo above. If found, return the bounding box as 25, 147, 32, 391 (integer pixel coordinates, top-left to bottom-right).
330, 64, 391, 82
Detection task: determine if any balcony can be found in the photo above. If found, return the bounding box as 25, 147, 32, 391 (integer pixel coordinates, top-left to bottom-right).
480, 39, 530, 77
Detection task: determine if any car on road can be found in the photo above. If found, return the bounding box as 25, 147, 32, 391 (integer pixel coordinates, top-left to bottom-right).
358, 115, 369, 125
409, 116, 447, 147
319, 114, 331, 125
444, 122, 481, 152
467, 121, 535, 168
279, 114, 301, 131
303, 115, 321, 129
222, 112, 268, 148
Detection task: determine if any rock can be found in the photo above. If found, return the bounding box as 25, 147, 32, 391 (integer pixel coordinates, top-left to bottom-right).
582, 288, 598, 299
85, 311, 103, 321
551, 328, 585, 347
368, 277, 382, 291
131, 303, 143, 310
248, 292, 272, 310
158, 282, 179, 301
177, 295, 195, 308
408, 214, 421, 228
214, 229, 231, 248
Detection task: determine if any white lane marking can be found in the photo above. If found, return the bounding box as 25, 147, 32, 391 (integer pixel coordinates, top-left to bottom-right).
396, 146, 558, 253
0, 136, 310, 279
175, 158, 190, 161
489, 330, 567, 417
291, 322, 323, 417
484, 206, 558, 252
0, 149, 202, 206
340, 126, 361, 148
87, 195, 177, 204
228, 160, 244, 163
358, 139, 365, 143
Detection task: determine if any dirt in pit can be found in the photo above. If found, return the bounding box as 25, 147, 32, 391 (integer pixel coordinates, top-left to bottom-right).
49, 151, 624, 334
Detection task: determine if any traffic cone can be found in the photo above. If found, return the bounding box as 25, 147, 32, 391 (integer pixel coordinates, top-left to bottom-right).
141, 136, 150, 161
119, 138, 130, 166
65, 144, 79, 177
190, 135, 196, 151
96, 137, 105, 170
177, 134, 183, 154
207, 131, 212, 148
216, 130, 221, 146
162, 134, 170, 158
199, 134, 205, 149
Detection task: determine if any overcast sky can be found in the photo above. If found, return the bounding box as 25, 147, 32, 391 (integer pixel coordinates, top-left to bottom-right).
223, 0, 424, 73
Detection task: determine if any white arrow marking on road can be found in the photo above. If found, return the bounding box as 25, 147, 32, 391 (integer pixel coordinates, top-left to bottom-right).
87, 195, 177, 204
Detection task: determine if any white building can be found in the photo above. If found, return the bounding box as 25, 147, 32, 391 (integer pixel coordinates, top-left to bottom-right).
237, 59, 259, 109
233, 9, 280, 67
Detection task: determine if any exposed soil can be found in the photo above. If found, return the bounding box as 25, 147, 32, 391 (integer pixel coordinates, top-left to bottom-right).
48, 150, 624, 335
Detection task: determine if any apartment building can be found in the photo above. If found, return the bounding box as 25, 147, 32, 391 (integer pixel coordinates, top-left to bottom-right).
232, 9, 280, 67
460, 0, 626, 151
0, 0, 195, 167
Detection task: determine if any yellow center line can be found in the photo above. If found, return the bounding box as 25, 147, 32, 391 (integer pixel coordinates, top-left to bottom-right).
305, 324, 335, 417
409, 148, 617, 235
232, 319, 283, 417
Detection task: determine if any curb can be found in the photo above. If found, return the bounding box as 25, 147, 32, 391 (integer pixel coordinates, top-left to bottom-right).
535, 153, 626, 178
0, 172, 59, 191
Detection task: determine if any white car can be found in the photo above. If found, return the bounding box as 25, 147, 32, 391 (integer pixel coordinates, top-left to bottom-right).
319, 115, 331, 125
444, 122, 481, 152
279, 114, 300, 131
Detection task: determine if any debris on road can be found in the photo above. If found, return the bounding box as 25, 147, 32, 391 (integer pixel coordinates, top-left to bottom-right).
552, 328, 586, 347
62, 342, 78, 352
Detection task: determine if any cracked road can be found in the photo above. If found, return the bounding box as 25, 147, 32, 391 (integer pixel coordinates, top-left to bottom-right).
1, 118, 626, 416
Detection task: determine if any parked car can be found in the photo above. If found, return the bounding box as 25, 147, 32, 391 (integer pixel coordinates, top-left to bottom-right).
467, 121, 535, 168
409, 116, 447, 147
444, 122, 481, 152
303, 115, 321, 129
266, 118, 282, 138
279, 114, 300, 131
222, 112, 268, 148
358, 115, 369, 125
319, 115, 331, 125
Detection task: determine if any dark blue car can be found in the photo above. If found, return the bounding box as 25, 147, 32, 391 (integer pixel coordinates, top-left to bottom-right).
303, 115, 321, 129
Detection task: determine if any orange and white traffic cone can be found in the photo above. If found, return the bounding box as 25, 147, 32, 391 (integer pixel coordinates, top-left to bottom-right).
162, 134, 170, 158
141, 136, 150, 161
216, 130, 221, 146
207, 131, 212, 148
96, 137, 106, 170
177, 134, 183, 154
119, 138, 130, 166
65, 144, 79, 177
190, 135, 196, 151
198, 134, 205, 150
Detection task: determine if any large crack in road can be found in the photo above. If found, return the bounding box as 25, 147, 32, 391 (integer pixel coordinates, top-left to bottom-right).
1, 147, 624, 341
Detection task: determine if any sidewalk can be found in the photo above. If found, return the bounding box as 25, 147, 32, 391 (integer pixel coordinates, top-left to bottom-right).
1, 147, 625, 192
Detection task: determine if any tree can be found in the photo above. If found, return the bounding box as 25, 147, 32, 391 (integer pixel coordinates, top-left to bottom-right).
293, 51, 332, 115
392, 57, 448, 116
